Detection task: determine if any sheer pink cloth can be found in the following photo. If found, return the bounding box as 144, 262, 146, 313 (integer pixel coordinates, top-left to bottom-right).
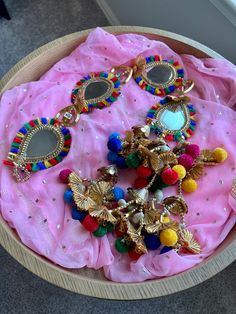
0, 28, 236, 282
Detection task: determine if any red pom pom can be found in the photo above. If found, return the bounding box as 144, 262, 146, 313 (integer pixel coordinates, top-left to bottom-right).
128, 250, 142, 261
115, 229, 125, 237
165, 134, 174, 141
59, 169, 72, 183
161, 168, 179, 185
185, 144, 200, 159
82, 215, 99, 232
137, 165, 153, 178
178, 154, 194, 169
134, 177, 149, 189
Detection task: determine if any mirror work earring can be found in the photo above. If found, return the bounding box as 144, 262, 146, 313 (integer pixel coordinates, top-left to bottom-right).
146, 88, 196, 142
133, 55, 187, 96
3, 67, 133, 182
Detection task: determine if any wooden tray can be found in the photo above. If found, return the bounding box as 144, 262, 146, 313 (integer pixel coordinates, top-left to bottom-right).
0, 26, 235, 300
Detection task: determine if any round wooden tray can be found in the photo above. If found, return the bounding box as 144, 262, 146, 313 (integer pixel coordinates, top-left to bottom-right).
0, 26, 235, 300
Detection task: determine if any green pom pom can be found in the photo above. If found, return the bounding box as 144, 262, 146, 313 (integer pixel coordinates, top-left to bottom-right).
115, 237, 129, 253
149, 176, 169, 192
106, 222, 114, 232
126, 152, 141, 168
93, 225, 107, 237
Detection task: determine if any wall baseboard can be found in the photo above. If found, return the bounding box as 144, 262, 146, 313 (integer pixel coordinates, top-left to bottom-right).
96, 0, 120, 25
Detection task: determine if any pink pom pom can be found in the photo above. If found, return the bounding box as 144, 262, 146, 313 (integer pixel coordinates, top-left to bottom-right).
185, 144, 200, 159
178, 154, 194, 169
59, 169, 72, 183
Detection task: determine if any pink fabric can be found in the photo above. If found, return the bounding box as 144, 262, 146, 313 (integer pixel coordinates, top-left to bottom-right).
0, 28, 236, 282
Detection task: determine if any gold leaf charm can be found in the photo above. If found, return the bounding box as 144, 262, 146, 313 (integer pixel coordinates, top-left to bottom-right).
125, 130, 134, 142
132, 55, 146, 78
231, 178, 236, 200
178, 229, 201, 254
159, 152, 178, 166
89, 205, 117, 224
126, 222, 147, 254
68, 172, 83, 185
188, 163, 204, 180
88, 181, 113, 204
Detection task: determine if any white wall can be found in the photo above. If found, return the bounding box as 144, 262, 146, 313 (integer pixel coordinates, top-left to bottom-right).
97, 0, 236, 63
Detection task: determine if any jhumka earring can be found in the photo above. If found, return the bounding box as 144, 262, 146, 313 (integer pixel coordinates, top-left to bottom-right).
3, 66, 133, 182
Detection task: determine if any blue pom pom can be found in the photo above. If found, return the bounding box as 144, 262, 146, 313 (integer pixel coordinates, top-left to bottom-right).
109, 132, 120, 140
107, 151, 118, 163
64, 188, 74, 205
160, 246, 172, 254
71, 207, 87, 221
112, 187, 125, 201
107, 137, 122, 153
144, 234, 161, 250
116, 156, 127, 169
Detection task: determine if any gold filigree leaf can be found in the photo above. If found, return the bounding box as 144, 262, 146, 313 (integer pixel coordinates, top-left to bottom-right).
145, 221, 162, 233
72, 190, 96, 211
139, 138, 152, 147
164, 220, 179, 232
68, 172, 83, 185
198, 149, 214, 162
150, 154, 163, 172
159, 152, 178, 166
125, 130, 134, 142
126, 222, 147, 254
178, 229, 201, 254
144, 210, 160, 225
89, 206, 117, 224
88, 181, 112, 204
231, 178, 236, 200
188, 163, 204, 180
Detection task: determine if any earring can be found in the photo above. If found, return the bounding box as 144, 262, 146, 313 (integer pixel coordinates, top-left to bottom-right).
3, 66, 133, 182
133, 55, 188, 96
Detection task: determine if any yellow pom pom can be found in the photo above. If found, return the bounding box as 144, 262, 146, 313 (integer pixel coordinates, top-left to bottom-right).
182, 178, 198, 193
160, 228, 178, 246
213, 148, 228, 163
162, 216, 170, 223
172, 165, 186, 180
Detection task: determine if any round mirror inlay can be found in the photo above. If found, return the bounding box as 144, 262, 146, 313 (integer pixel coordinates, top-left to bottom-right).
71, 71, 121, 112
146, 97, 197, 142
133, 55, 185, 96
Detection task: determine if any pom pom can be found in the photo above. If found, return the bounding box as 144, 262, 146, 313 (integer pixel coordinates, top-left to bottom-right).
107, 151, 118, 163
178, 154, 194, 169
162, 215, 170, 223
144, 234, 161, 250
63, 188, 74, 204
213, 147, 228, 163
161, 168, 179, 185
160, 229, 178, 246
59, 169, 72, 183
137, 165, 153, 178
172, 165, 186, 180
71, 207, 87, 221
93, 225, 107, 237
116, 156, 127, 169
126, 152, 141, 168
109, 132, 120, 140
128, 250, 142, 260
160, 246, 172, 254
115, 229, 125, 237
182, 178, 198, 193
112, 186, 125, 201
107, 137, 122, 153
185, 144, 200, 159
134, 177, 149, 189
115, 237, 129, 253
106, 222, 114, 232
149, 177, 169, 192
82, 215, 99, 232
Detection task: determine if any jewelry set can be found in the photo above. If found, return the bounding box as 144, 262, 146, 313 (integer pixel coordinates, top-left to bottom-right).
3, 55, 228, 260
